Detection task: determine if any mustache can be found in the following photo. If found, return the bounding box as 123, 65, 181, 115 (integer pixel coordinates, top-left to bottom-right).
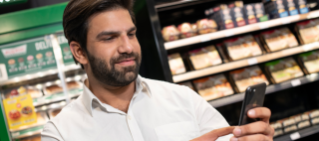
111, 53, 140, 64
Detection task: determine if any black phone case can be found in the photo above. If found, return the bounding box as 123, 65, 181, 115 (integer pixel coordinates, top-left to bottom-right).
238, 83, 267, 125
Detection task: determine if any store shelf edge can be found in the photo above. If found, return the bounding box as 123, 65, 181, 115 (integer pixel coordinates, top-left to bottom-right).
274, 125, 319, 141
164, 10, 319, 50
210, 73, 319, 108
173, 42, 319, 83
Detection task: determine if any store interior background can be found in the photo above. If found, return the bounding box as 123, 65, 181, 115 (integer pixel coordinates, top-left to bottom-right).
1, 0, 319, 140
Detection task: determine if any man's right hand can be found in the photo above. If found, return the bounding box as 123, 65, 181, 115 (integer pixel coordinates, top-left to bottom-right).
191, 126, 235, 141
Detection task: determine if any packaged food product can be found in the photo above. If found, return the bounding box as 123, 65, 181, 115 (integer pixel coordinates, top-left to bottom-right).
270, 122, 283, 130
301, 113, 310, 121
254, 3, 269, 22
193, 74, 234, 101
261, 28, 299, 52
230, 66, 269, 92
284, 125, 297, 133
265, 58, 304, 83
297, 120, 310, 129
286, 0, 299, 16
296, 19, 319, 44
299, 50, 319, 74
168, 53, 186, 75
309, 109, 319, 118
311, 117, 319, 124
231, 7, 247, 27
44, 84, 63, 95
295, 0, 309, 14
178, 23, 197, 38
212, 8, 235, 30
178, 82, 194, 90
264, 0, 289, 19
196, 19, 218, 34
189, 45, 222, 70
274, 129, 283, 137
161, 25, 180, 42
224, 35, 262, 61
4, 86, 42, 99
281, 118, 296, 127
228, 1, 244, 8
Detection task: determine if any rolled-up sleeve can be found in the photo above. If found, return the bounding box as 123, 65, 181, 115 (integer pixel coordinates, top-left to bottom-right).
41, 121, 64, 141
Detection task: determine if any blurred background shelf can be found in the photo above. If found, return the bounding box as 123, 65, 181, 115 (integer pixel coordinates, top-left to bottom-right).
274, 125, 319, 141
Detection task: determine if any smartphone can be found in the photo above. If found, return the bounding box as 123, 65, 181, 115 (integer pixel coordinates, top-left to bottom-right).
238, 83, 267, 125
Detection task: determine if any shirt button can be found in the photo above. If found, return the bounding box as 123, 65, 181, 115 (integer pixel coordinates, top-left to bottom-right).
127, 115, 131, 120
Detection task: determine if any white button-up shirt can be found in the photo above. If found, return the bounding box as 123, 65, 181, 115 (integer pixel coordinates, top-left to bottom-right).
41, 76, 232, 141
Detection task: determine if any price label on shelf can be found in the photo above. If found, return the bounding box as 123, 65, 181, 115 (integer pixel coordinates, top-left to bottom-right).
258, 23, 269, 29
248, 58, 258, 66
303, 44, 315, 51
290, 132, 301, 140
200, 36, 211, 43
281, 19, 291, 25
291, 79, 301, 87
224, 31, 234, 37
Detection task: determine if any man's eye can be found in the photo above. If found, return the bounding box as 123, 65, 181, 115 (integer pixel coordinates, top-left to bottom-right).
102, 37, 114, 41
128, 33, 136, 37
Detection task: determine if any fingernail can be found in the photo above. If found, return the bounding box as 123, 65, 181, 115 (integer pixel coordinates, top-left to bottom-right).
231, 137, 238, 141
248, 110, 255, 116
234, 127, 241, 136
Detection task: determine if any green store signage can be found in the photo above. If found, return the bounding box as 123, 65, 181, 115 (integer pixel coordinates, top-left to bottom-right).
0, 35, 74, 79
0, 0, 28, 6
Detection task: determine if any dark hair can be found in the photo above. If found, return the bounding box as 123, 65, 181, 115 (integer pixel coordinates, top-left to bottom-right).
63, 0, 135, 68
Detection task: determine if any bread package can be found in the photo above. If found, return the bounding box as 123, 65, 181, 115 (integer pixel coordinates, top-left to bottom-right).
299, 50, 319, 74
168, 53, 186, 75
193, 74, 234, 101
196, 19, 218, 34
296, 19, 319, 44
178, 22, 197, 38
224, 35, 262, 60
230, 66, 269, 92
265, 58, 304, 83
261, 28, 299, 52
189, 45, 222, 70
44, 84, 63, 95
162, 25, 180, 42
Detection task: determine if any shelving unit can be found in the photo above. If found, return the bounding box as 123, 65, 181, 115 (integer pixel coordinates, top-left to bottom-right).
164, 10, 319, 50
173, 42, 319, 83
210, 73, 319, 108
274, 125, 319, 141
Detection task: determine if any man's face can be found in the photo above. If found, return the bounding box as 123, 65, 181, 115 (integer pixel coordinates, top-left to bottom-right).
86, 8, 141, 87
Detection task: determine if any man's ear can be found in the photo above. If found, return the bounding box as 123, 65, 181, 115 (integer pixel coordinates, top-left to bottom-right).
69, 41, 89, 66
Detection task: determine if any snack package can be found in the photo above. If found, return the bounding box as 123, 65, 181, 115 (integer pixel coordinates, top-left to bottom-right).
213, 8, 236, 30
261, 28, 299, 52
297, 120, 310, 129
263, 0, 289, 19
231, 7, 247, 27
284, 125, 297, 133
309, 109, 319, 118
228, 1, 244, 8
265, 58, 304, 83
296, 19, 319, 44
161, 25, 180, 42
178, 23, 197, 38
274, 129, 284, 137
244, 4, 258, 24
254, 3, 269, 22
230, 66, 269, 92
168, 53, 186, 75
295, 0, 309, 14
178, 82, 194, 90
189, 45, 222, 70
312, 117, 319, 125
196, 19, 218, 34
270, 122, 283, 130
3, 86, 42, 100
44, 83, 63, 96
193, 74, 234, 101
286, 0, 299, 16
299, 50, 319, 74
224, 35, 262, 61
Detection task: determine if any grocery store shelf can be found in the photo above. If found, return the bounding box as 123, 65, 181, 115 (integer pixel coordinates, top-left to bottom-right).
11, 125, 43, 139
164, 10, 319, 50
0, 64, 81, 86
173, 42, 319, 83
155, 0, 214, 10
274, 125, 319, 141
12, 130, 41, 139
210, 73, 319, 108
33, 93, 80, 107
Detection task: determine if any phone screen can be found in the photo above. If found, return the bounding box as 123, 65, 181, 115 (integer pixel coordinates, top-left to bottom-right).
239, 83, 266, 125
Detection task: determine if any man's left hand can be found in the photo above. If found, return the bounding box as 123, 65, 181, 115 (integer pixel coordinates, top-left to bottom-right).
231, 107, 274, 141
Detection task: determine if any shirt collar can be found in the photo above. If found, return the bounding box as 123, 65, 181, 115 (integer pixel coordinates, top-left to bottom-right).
81, 75, 151, 116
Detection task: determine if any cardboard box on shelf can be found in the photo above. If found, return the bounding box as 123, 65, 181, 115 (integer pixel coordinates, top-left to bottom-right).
168, 53, 186, 75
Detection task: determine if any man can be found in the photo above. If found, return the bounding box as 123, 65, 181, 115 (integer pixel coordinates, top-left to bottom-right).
41, 0, 274, 140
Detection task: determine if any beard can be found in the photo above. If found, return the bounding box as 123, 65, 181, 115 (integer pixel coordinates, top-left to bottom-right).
87, 52, 141, 87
